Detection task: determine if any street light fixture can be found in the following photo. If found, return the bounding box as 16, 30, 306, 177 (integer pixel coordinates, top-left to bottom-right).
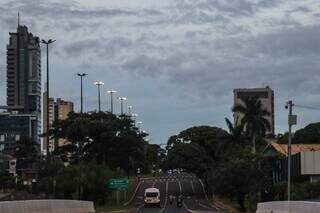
107, 90, 117, 114
118, 97, 127, 115
128, 106, 133, 116
77, 73, 87, 113
42, 38, 56, 162
136, 121, 142, 132
94, 81, 104, 112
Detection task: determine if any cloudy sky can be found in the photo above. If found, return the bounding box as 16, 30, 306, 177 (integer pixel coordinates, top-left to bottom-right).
1, 0, 320, 144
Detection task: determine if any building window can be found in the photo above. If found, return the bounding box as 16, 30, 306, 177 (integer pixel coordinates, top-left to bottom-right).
0, 135, 4, 142
15, 134, 20, 141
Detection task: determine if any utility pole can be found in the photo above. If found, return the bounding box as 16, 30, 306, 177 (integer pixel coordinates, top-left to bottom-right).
118, 97, 127, 115
77, 73, 87, 113
286, 100, 297, 201
107, 90, 117, 114
94, 81, 104, 112
42, 39, 56, 162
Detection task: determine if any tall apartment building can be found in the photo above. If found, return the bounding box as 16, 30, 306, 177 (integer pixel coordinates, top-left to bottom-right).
7, 25, 41, 114
233, 86, 275, 136
42, 95, 74, 153
0, 25, 41, 154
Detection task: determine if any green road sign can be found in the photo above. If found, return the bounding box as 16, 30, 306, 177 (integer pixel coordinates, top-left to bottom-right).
108, 178, 129, 189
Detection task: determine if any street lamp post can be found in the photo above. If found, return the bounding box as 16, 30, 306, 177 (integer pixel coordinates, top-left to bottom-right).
131, 113, 138, 124
118, 97, 127, 115
136, 121, 142, 132
94, 81, 104, 112
42, 39, 56, 162
77, 73, 87, 113
128, 106, 133, 116
107, 90, 117, 114
285, 100, 297, 201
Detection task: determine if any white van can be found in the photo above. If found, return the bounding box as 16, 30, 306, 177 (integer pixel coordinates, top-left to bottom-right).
144, 188, 161, 207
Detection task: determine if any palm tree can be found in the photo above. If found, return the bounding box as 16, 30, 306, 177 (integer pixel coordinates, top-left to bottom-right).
232, 96, 271, 153
225, 117, 245, 145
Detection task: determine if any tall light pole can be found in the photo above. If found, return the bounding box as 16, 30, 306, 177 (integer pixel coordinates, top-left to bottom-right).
131, 113, 138, 124
107, 90, 117, 114
42, 39, 56, 162
285, 100, 297, 201
77, 73, 87, 113
94, 81, 104, 112
118, 97, 127, 115
128, 106, 133, 116
136, 121, 142, 132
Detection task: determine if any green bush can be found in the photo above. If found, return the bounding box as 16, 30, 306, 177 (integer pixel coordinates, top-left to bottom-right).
273, 181, 320, 201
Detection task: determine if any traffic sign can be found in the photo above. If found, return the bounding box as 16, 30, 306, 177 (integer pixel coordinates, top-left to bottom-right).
108, 178, 129, 189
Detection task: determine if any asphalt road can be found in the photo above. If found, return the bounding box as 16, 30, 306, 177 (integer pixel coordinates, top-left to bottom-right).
129, 172, 223, 213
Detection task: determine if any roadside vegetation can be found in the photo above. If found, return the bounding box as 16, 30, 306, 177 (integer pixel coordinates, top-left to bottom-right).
164, 96, 320, 212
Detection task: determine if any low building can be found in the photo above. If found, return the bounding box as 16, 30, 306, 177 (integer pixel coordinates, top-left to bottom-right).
264, 141, 320, 183
0, 112, 40, 155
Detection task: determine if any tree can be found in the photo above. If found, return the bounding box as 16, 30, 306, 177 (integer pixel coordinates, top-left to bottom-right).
225, 117, 246, 145
232, 96, 271, 153
176, 126, 229, 162
292, 122, 320, 144
52, 112, 148, 175
166, 143, 210, 177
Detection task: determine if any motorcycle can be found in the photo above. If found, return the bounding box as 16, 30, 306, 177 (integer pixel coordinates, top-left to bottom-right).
177, 198, 182, 208
169, 195, 174, 205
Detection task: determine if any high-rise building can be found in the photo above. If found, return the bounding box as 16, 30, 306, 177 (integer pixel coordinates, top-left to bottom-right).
0, 24, 41, 154
233, 86, 275, 136
42, 95, 74, 153
55, 98, 73, 147
7, 25, 41, 114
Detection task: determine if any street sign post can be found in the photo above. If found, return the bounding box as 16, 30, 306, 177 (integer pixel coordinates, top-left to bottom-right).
108, 178, 129, 204
108, 178, 129, 189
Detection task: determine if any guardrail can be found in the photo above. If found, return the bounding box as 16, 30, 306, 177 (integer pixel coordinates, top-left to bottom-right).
256, 201, 320, 213
0, 199, 95, 213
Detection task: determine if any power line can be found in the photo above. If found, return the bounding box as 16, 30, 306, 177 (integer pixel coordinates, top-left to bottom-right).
295, 104, 320, 111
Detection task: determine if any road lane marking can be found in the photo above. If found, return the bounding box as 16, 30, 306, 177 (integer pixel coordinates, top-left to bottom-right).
198, 179, 221, 211
191, 180, 195, 194
158, 181, 168, 213
124, 181, 142, 206
198, 202, 217, 211
178, 181, 182, 194
182, 201, 193, 213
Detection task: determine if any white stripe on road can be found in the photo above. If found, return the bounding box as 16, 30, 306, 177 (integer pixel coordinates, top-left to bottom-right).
191, 180, 195, 194
198, 179, 221, 211
158, 181, 168, 213
178, 181, 182, 194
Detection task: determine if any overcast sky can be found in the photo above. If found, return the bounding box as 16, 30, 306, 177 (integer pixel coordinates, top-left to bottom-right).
1, 0, 320, 144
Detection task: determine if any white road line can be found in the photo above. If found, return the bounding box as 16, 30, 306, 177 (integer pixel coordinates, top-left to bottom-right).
158, 181, 168, 213
182, 201, 193, 213
124, 181, 142, 206
198, 202, 217, 211
179, 181, 182, 194
191, 180, 195, 194
198, 179, 221, 211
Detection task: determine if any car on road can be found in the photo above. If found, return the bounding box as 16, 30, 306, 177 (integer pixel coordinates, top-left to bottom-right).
144, 188, 161, 207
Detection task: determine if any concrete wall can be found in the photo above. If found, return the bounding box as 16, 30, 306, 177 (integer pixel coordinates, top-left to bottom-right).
0, 199, 95, 213
256, 201, 320, 213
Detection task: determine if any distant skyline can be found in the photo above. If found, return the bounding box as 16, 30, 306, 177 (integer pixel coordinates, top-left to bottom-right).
1, 0, 320, 144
